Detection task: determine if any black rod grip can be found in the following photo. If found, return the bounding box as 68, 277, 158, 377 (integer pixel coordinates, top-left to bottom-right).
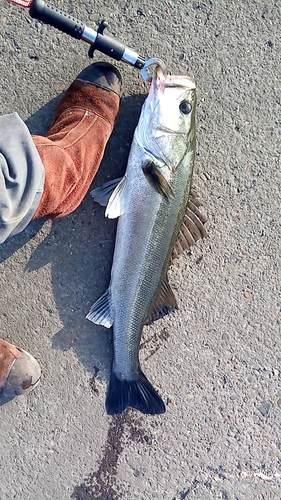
29, 0, 84, 40
93, 33, 125, 60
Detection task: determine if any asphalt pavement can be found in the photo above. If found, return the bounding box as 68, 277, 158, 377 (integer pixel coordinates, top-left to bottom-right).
0, 1, 280, 499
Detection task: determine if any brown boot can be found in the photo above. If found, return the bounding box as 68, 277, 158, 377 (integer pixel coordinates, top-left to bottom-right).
0, 340, 41, 397
32, 62, 122, 219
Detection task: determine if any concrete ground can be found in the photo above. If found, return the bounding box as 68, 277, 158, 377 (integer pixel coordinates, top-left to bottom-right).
0, 0, 280, 499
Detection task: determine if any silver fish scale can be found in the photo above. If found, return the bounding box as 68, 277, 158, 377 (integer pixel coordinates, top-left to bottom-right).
87, 72, 197, 413
109, 138, 195, 380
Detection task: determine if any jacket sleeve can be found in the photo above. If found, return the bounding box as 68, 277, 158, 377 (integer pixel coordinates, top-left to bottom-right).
0, 113, 45, 243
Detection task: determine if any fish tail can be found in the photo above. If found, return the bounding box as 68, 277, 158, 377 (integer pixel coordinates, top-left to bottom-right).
105, 368, 166, 415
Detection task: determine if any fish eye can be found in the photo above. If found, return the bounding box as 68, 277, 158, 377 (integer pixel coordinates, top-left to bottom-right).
179, 101, 192, 114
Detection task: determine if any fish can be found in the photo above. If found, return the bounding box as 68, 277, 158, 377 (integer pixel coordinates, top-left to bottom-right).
86, 66, 207, 415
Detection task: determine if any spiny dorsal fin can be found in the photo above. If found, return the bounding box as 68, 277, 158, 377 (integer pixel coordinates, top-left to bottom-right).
171, 192, 207, 260
187, 199, 207, 224
145, 277, 178, 325
189, 190, 201, 207
142, 162, 174, 201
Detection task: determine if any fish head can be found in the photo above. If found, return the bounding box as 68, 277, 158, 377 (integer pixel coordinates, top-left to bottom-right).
136, 66, 196, 172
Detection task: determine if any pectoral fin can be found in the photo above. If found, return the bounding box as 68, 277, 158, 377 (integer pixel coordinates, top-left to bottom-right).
142, 162, 174, 201
145, 277, 178, 325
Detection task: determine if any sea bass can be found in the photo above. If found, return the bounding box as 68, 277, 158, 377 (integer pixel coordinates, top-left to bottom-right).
87, 66, 207, 415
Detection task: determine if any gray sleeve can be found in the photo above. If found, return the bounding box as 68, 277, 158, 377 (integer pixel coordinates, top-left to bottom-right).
0, 113, 45, 244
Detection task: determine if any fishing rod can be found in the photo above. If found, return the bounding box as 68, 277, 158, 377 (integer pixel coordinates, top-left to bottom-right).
7, 0, 166, 80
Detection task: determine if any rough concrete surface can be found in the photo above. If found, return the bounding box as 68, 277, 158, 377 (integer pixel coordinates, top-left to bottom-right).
0, 0, 280, 499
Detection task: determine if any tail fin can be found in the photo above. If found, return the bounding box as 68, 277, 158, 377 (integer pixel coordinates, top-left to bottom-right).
105, 369, 166, 415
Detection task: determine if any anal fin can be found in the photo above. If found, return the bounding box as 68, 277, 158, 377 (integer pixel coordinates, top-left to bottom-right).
86, 289, 112, 328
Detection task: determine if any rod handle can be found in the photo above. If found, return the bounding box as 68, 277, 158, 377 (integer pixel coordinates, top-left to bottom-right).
29, 0, 84, 40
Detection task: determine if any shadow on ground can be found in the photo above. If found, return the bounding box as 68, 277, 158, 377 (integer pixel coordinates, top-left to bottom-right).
0, 91, 146, 378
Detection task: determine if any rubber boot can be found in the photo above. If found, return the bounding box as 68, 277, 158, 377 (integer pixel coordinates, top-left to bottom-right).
0, 340, 41, 397
32, 62, 122, 219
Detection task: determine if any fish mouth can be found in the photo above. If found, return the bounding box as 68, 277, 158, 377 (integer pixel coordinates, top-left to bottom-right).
153, 66, 196, 90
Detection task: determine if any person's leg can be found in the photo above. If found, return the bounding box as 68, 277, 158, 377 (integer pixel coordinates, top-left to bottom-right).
32, 61, 122, 219
0, 62, 122, 396
0, 340, 41, 396
0, 61, 122, 243
0, 113, 45, 244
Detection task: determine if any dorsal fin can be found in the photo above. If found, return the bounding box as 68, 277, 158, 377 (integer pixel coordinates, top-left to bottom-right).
187, 197, 207, 224
145, 192, 206, 324
142, 162, 174, 200
189, 190, 202, 207
145, 277, 178, 325
171, 192, 207, 260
